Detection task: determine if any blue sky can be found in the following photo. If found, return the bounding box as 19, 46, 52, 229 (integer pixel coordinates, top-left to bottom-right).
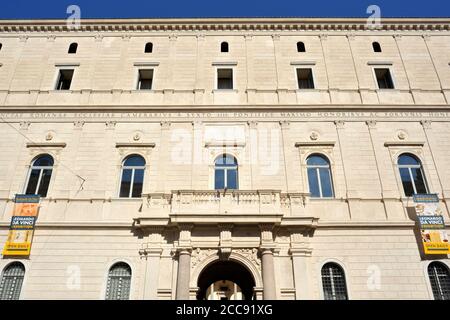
0, 0, 449, 19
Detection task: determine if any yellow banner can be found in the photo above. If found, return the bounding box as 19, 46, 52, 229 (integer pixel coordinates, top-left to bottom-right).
414, 194, 450, 255
421, 229, 450, 255
2, 195, 40, 257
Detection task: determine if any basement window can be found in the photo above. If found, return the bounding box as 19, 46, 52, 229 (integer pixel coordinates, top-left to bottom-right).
374, 68, 394, 89
217, 68, 233, 90
137, 69, 153, 90
296, 68, 315, 89
55, 69, 74, 90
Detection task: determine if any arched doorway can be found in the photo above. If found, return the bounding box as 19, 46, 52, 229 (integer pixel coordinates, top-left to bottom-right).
197, 260, 255, 300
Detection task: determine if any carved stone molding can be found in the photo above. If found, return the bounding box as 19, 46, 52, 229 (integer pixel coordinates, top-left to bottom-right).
160, 121, 171, 129
247, 120, 258, 129
421, 120, 432, 129
234, 248, 261, 272
105, 121, 116, 130
191, 248, 218, 269
334, 120, 345, 129
73, 121, 85, 129
1, 18, 449, 34
19, 121, 30, 130
366, 120, 377, 129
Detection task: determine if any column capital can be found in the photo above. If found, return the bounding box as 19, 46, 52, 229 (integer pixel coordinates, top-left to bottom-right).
139, 247, 163, 257
289, 247, 312, 257
176, 247, 193, 255
259, 246, 276, 253
259, 224, 275, 247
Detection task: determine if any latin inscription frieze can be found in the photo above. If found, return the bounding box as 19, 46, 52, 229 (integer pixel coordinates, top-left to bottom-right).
1, 111, 450, 122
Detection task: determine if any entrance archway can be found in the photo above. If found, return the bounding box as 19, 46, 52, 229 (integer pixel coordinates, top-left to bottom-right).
197, 260, 256, 300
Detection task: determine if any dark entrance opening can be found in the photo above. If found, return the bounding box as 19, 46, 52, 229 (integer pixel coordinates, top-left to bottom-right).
196, 260, 255, 300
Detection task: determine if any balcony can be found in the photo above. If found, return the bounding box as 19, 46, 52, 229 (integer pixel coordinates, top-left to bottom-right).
134, 189, 317, 228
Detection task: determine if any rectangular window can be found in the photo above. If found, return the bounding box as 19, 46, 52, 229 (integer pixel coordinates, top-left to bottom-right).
55, 69, 74, 90
137, 69, 153, 90
119, 169, 132, 197
217, 68, 233, 90
215, 169, 225, 189
399, 167, 414, 196
374, 68, 394, 89
296, 68, 315, 89
307, 168, 321, 197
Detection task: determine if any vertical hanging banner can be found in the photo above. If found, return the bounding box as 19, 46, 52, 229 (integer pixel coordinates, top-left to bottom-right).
2, 194, 40, 256
413, 194, 450, 255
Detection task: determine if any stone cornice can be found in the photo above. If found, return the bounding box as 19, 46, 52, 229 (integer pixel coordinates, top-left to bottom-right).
0, 17, 449, 34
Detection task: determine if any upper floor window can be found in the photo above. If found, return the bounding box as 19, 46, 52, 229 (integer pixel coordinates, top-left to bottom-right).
428, 262, 450, 300
215, 154, 238, 190
221, 42, 229, 53
217, 68, 233, 90
372, 41, 382, 53
0, 262, 25, 300
321, 262, 348, 300
0, 43, 3, 52
55, 69, 74, 90
296, 68, 315, 89
105, 262, 132, 300
25, 154, 54, 198
397, 153, 428, 197
144, 42, 153, 53
297, 41, 306, 52
137, 69, 153, 90
68, 42, 78, 54
306, 154, 333, 198
119, 155, 145, 198
374, 68, 394, 89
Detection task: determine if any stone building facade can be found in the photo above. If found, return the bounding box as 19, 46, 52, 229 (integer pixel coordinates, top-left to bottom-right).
0, 17, 449, 300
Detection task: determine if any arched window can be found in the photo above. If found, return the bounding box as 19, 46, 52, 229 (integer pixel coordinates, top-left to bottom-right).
215, 154, 238, 190
105, 262, 132, 300
306, 154, 333, 198
144, 42, 153, 53
220, 42, 229, 53
0, 262, 25, 300
25, 154, 54, 197
372, 41, 382, 53
428, 262, 450, 300
321, 262, 348, 300
68, 42, 78, 54
397, 153, 428, 197
119, 155, 145, 198
297, 41, 306, 52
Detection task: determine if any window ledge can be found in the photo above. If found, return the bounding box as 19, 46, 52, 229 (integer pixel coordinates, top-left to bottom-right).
212, 61, 238, 66
205, 141, 245, 148
133, 62, 159, 67
295, 141, 335, 147
290, 61, 316, 66
116, 142, 156, 148
213, 89, 237, 93
26, 142, 66, 148
367, 61, 393, 66
384, 141, 425, 147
